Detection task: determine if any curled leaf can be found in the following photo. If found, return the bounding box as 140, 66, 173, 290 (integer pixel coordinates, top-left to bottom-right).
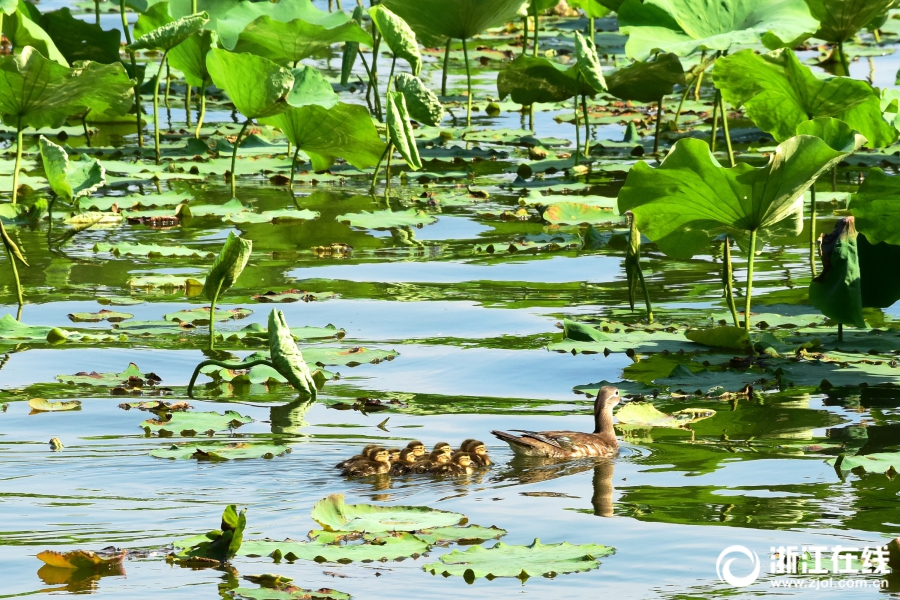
203, 232, 252, 301
268, 309, 316, 395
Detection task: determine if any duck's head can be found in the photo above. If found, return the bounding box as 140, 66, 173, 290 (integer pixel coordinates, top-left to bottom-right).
371, 448, 390, 463
433, 442, 452, 457
596, 386, 621, 411
459, 438, 478, 452
451, 451, 472, 467
467, 441, 487, 456
398, 448, 418, 465
387, 448, 401, 461
407, 440, 426, 457
429, 450, 450, 464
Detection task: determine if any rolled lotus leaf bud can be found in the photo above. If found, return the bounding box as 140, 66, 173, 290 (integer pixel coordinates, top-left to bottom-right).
268, 309, 316, 396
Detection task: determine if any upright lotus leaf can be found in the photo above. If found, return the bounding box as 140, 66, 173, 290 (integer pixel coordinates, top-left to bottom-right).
311, 494, 464, 533
393, 72, 444, 126
617, 0, 818, 59
228, 13, 371, 67
618, 134, 863, 329
3, 9, 67, 65
713, 49, 895, 147
206, 49, 294, 119
203, 232, 252, 349
380, 0, 527, 41
268, 309, 316, 395
341, 5, 364, 86
498, 54, 576, 106
168, 29, 216, 89
807, 0, 896, 43
569, 0, 612, 17
42, 8, 121, 64
848, 168, 900, 245
858, 234, 900, 309
259, 103, 386, 172
178, 505, 246, 563
809, 218, 866, 328
286, 65, 338, 109
424, 538, 615, 580
368, 5, 421, 76
606, 53, 685, 103
132, 2, 174, 39
569, 31, 606, 94
129, 11, 209, 52
386, 91, 423, 171
38, 136, 105, 202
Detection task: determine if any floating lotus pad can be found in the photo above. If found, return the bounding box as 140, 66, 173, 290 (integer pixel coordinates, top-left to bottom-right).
311, 494, 464, 533
615, 402, 716, 428
163, 307, 253, 324
239, 533, 429, 562
336, 208, 437, 229
150, 443, 291, 460
57, 363, 159, 387
140, 410, 253, 434
28, 398, 82, 412
829, 452, 900, 475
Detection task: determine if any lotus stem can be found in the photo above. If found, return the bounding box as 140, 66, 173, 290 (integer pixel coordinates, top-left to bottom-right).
694, 51, 706, 102
709, 87, 720, 153
187, 358, 273, 397
653, 96, 663, 155
230, 119, 252, 198
186, 85, 192, 128
574, 95, 581, 164
837, 41, 850, 76
370, 142, 392, 194
0, 221, 23, 311
636, 263, 653, 323
724, 236, 739, 328
673, 83, 690, 131
832, 166, 837, 192
463, 38, 473, 127
289, 147, 300, 190
384, 146, 393, 194
522, 17, 528, 55
838, 322, 843, 342
152, 50, 169, 165
442, 38, 451, 96
95, 0, 100, 25
744, 229, 758, 331
588, 17, 595, 46
208, 279, 223, 350
194, 89, 206, 138
192, 0, 197, 12
82, 110, 92, 148
121, 0, 143, 148
581, 93, 590, 156
531, 2, 539, 56
719, 93, 734, 167
11, 122, 22, 205
164, 60, 171, 107
370, 32, 382, 121
387, 55, 396, 93
809, 186, 818, 277
336, 0, 342, 10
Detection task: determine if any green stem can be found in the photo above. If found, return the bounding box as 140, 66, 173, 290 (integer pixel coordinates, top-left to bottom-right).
710, 87, 720, 153
463, 38, 473, 127
588, 16, 595, 45
719, 92, 734, 167
188, 359, 273, 397
522, 17, 528, 55
744, 229, 758, 332
581, 93, 590, 156
82, 110, 92, 147
186, 85, 192, 128
832, 166, 837, 192
653, 96, 663, 155
574, 95, 581, 164
442, 38, 451, 97
531, 2, 539, 57
636, 262, 653, 323
208, 280, 223, 350
837, 40, 850, 76
724, 236, 739, 328
164, 60, 171, 107
384, 145, 393, 194
152, 50, 169, 165
289, 147, 300, 190
194, 88, 206, 138
387, 55, 397, 93
694, 51, 706, 102
371, 33, 382, 121
121, 0, 143, 148
0, 221, 23, 310
838, 322, 843, 343
370, 142, 392, 194
230, 119, 252, 198
809, 186, 818, 277
192, 0, 197, 12
95, 0, 101, 25
11, 121, 22, 206
673, 82, 690, 132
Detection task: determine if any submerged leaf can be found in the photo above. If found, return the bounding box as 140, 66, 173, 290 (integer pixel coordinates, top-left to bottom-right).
141, 410, 253, 434
239, 533, 428, 563
151, 443, 291, 460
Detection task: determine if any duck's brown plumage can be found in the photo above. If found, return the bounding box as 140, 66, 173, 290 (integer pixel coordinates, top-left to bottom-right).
491, 386, 622, 458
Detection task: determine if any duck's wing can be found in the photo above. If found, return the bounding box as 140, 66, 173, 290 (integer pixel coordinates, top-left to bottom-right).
492, 429, 579, 457
511, 430, 578, 450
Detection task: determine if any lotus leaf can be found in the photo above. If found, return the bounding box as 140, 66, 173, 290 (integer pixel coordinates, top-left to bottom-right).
369, 5, 421, 76
42, 8, 121, 65
28, 398, 82, 412
68, 310, 133, 323
617, 0, 818, 59
393, 73, 444, 127
128, 274, 205, 289
260, 103, 385, 171
386, 91, 423, 171
56, 363, 159, 386
203, 232, 252, 303
226, 209, 320, 224
543, 202, 620, 225
412, 524, 507, 545
857, 234, 900, 309
2, 9, 67, 66
128, 12, 209, 52
38, 136, 105, 202
0, 314, 70, 342
809, 218, 866, 328
712, 49, 895, 146
336, 208, 436, 229
304, 346, 398, 367
685, 326, 751, 351
93, 242, 213, 259
311, 494, 464, 533
150, 442, 291, 460
286, 65, 338, 109
498, 55, 576, 106
621, 353, 705, 385
168, 29, 216, 89
269, 309, 316, 394
164, 307, 251, 324
423, 538, 614, 580
141, 410, 253, 434
239, 533, 429, 562
848, 168, 900, 245
176, 505, 246, 563
615, 402, 715, 427
570, 31, 607, 94
606, 53, 684, 103
206, 49, 293, 119
568, 0, 611, 18
229, 583, 349, 600
37, 549, 125, 569
829, 452, 900, 474
807, 0, 895, 43
380, 0, 527, 42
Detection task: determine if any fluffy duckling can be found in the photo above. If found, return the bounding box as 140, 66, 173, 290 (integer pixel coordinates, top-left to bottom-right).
462, 440, 491, 467
387, 448, 401, 462
433, 442, 452, 458
390, 447, 419, 475
335, 444, 378, 469
413, 449, 450, 474
406, 440, 426, 459
433, 452, 474, 476
342, 447, 391, 477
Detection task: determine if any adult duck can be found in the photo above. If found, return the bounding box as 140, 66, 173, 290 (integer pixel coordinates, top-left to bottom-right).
491, 386, 622, 458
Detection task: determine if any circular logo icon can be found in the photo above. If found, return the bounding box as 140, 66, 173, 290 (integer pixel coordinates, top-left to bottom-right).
716, 545, 761, 587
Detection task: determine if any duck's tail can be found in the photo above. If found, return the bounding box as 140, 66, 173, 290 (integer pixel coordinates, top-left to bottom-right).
491, 430, 554, 457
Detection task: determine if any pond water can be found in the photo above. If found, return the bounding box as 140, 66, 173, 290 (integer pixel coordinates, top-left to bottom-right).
1, 1, 900, 599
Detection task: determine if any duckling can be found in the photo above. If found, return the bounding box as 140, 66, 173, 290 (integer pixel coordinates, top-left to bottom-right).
462, 440, 492, 467
433, 442, 452, 458
342, 447, 391, 477
432, 452, 474, 476
387, 448, 401, 462
413, 449, 450, 474
390, 447, 419, 475
406, 440, 426, 459
458, 439, 478, 452
335, 444, 378, 469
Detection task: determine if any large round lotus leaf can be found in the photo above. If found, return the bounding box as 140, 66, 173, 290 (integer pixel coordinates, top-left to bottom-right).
848, 168, 900, 246
206, 49, 294, 120
140, 410, 253, 434
311, 494, 464, 533
712, 49, 894, 147
829, 452, 900, 474
150, 442, 291, 460
380, 0, 526, 42
617, 0, 818, 59
809, 219, 866, 328
423, 538, 614, 580
336, 208, 436, 229
807, 0, 895, 43
239, 533, 429, 561
605, 53, 684, 103
497, 55, 576, 106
